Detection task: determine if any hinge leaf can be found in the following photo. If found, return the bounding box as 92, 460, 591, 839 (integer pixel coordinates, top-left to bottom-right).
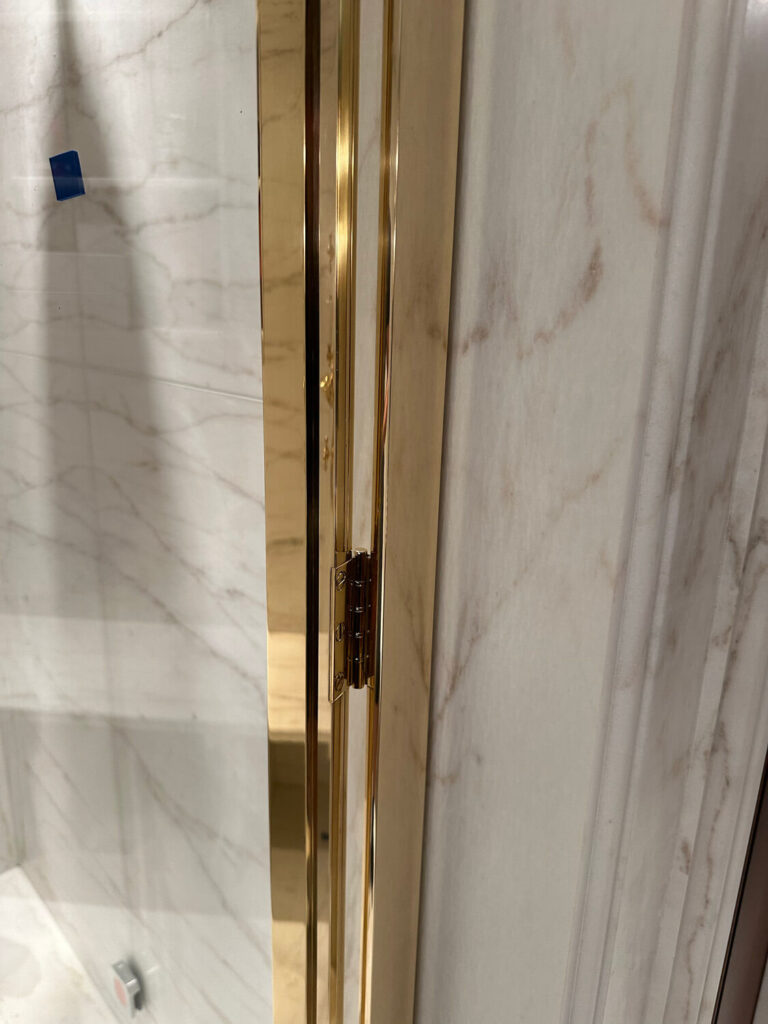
330, 550, 375, 701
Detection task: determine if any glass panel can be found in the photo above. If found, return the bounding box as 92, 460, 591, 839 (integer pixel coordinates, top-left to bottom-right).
0, 1, 273, 1021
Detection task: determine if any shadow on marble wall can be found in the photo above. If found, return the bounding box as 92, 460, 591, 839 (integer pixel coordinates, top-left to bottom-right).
0, 0, 271, 1018
14, 0, 166, 873
0, 0, 160, 877
45, 0, 169, 616
13, 707, 272, 1022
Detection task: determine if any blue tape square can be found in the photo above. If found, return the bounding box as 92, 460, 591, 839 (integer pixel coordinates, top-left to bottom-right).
49, 150, 85, 202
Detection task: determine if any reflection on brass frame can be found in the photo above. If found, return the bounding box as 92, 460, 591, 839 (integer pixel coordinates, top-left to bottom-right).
329, 0, 360, 1020
361, 0, 465, 1021
256, 0, 308, 1021
304, 0, 322, 1017
257, 0, 330, 1019
259, 0, 341, 1017
258, 0, 464, 1018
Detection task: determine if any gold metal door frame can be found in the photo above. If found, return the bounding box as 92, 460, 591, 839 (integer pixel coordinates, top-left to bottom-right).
328, 0, 361, 1018
257, 0, 464, 1018
257, 0, 333, 1019
361, 1, 465, 1021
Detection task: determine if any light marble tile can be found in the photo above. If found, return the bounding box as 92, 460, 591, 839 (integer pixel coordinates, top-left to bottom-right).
0, 0, 261, 397
16, 711, 134, 995
0, 357, 271, 1020
0, 866, 116, 1024
0, 353, 108, 716
0, 349, 108, 872
14, 709, 273, 1024
0, 2, 272, 1019
113, 719, 272, 1024
0, 354, 267, 724
417, 1, 686, 1022
86, 368, 268, 726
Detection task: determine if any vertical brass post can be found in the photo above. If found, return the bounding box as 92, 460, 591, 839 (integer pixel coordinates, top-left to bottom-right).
330, 0, 361, 1019
361, 0, 465, 1021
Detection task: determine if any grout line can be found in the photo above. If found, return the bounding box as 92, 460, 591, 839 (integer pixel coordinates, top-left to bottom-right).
0, 346, 265, 404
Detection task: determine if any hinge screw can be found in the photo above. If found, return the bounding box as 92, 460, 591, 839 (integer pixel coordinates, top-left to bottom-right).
335, 623, 345, 642
335, 569, 347, 590
334, 672, 345, 694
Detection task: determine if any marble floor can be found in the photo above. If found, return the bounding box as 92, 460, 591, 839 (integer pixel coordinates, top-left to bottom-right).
0, 868, 116, 1024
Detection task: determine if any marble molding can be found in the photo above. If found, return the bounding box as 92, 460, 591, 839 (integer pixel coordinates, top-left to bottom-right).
417, 0, 687, 1019
0, 1, 273, 1022
581, 2, 768, 1021
418, 0, 768, 1023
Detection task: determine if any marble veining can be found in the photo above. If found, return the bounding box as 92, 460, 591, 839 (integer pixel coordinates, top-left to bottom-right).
419, 2, 768, 1024
0, 1, 273, 1021
0, 0, 262, 397
0, 353, 273, 1020
416, 0, 687, 1022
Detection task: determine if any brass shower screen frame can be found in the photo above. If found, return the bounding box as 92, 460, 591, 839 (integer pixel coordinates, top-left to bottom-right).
256, 0, 464, 1020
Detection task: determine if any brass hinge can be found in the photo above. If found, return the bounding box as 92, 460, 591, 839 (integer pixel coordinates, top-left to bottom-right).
330, 550, 375, 701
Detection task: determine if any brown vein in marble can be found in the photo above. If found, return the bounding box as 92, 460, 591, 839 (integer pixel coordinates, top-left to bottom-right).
585, 80, 668, 231
676, 506, 768, 1017
459, 248, 518, 354
0, 0, 222, 120
531, 241, 603, 349
433, 602, 483, 728
432, 433, 626, 766
682, 719, 731, 1022
6, 512, 265, 699
462, 77, 662, 361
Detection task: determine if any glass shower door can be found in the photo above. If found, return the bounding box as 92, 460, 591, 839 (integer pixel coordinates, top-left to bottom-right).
0, 1, 273, 1020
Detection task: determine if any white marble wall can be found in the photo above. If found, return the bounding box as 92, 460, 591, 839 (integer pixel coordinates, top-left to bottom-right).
417, 1, 687, 1021
0, 2, 272, 1022
419, 3, 768, 1024
0, 867, 114, 1021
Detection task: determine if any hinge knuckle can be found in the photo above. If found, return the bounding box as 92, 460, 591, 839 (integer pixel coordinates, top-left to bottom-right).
330, 550, 375, 700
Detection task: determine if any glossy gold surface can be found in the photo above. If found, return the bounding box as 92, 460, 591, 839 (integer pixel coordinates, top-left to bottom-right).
361, 0, 465, 1021
328, 0, 361, 1019
334, 0, 359, 555
258, 0, 462, 1016
256, 0, 308, 1020
257, 0, 333, 1019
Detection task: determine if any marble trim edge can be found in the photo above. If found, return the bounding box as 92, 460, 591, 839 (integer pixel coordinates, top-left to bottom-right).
564, 0, 768, 1021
